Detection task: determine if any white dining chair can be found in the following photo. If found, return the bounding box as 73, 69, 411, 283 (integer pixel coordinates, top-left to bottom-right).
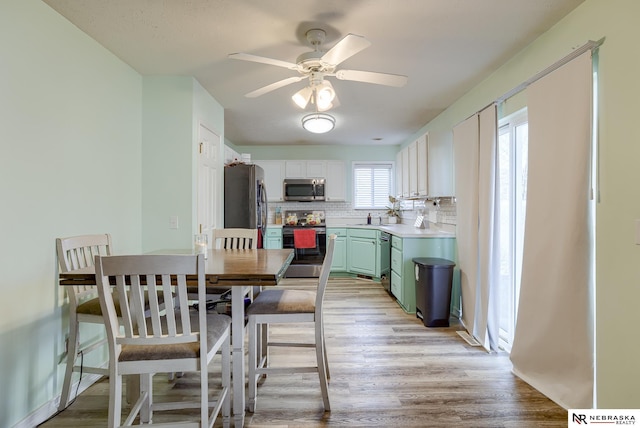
213, 228, 258, 250
246, 234, 336, 413
189, 228, 258, 309
56, 234, 113, 411
95, 253, 231, 428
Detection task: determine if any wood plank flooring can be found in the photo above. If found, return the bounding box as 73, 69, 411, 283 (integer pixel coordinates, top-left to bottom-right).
40, 277, 567, 427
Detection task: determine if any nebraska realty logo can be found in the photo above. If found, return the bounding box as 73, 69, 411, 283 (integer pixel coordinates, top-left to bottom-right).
569, 409, 638, 426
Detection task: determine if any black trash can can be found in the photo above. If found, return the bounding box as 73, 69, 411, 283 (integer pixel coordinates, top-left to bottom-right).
413, 257, 456, 327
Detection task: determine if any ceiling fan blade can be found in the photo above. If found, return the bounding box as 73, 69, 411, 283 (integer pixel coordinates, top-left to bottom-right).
321, 34, 371, 66
335, 69, 408, 87
228, 52, 298, 70
245, 76, 304, 98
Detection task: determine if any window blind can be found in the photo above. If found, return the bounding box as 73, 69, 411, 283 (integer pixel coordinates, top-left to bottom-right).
353, 163, 392, 209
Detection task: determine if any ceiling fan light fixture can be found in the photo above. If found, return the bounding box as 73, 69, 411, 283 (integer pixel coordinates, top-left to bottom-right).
302, 112, 335, 134
315, 81, 335, 111
292, 86, 313, 109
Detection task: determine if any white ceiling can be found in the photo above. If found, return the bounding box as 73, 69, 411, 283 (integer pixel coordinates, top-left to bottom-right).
43, 0, 584, 147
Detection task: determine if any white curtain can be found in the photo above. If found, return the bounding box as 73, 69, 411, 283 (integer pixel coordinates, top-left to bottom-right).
476, 105, 500, 351
510, 51, 594, 409
453, 105, 500, 352
453, 115, 479, 340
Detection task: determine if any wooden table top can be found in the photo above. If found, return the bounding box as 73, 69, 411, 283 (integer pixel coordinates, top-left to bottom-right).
59, 248, 294, 286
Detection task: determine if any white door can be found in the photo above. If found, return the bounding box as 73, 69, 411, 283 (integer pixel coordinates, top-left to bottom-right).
197, 123, 220, 247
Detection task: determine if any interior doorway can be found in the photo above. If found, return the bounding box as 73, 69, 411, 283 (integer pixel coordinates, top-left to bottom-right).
197, 123, 220, 246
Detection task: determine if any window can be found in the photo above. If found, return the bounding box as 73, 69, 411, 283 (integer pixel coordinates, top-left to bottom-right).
497, 108, 528, 351
353, 162, 393, 209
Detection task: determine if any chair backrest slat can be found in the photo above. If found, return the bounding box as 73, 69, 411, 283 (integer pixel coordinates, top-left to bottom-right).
56, 234, 113, 302
213, 228, 258, 250
96, 254, 203, 349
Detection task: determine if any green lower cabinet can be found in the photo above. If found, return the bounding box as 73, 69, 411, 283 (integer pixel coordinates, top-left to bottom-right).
390, 236, 458, 315
264, 227, 282, 249
347, 229, 378, 276
327, 228, 347, 271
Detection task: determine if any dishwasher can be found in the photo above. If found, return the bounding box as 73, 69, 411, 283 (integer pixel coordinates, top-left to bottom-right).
379, 232, 391, 292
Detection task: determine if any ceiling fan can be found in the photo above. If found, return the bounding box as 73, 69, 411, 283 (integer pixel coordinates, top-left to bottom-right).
229, 29, 408, 112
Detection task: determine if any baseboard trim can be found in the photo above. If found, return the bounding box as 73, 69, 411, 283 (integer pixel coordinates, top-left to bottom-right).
14, 373, 103, 428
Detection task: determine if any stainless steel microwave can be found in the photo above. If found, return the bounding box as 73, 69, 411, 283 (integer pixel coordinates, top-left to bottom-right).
283, 178, 325, 201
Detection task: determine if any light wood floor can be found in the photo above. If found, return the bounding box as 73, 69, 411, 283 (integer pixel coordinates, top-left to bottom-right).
40, 277, 567, 427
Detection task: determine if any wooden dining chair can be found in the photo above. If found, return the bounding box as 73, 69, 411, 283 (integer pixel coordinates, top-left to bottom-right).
56, 234, 113, 411
246, 234, 336, 413
95, 253, 231, 428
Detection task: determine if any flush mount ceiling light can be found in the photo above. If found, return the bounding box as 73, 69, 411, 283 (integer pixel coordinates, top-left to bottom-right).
302, 112, 335, 134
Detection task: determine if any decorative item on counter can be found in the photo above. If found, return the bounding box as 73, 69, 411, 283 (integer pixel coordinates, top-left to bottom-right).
414, 215, 426, 229
275, 206, 282, 224
387, 195, 401, 224
286, 213, 298, 225
367, 213, 372, 224
306, 213, 317, 225
194, 233, 208, 259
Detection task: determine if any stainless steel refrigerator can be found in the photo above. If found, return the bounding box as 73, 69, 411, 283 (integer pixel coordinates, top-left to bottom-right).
224, 164, 268, 248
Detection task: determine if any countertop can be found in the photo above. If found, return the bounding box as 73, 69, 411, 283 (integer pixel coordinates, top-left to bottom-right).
267, 220, 455, 238
327, 222, 455, 238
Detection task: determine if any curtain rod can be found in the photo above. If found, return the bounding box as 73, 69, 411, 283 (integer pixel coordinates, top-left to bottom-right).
455, 38, 605, 127
496, 38, 605, 103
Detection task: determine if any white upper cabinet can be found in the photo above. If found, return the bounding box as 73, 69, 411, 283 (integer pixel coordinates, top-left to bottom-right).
325, 161, 346, 201
401, 147, 410, 198
305, 160, 327, 178
417, 133, 428, 196
395, 151, 403, 198
254, 160, 285, 202
284, 160, 305, 178
285, 160, 326, 178
256, 159, 346, 202
427, 130, 454, 196
408, 140, 418, 197
224, 145, 240, 165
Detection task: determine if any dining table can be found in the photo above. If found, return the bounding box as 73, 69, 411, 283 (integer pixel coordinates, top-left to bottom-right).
59, 247, 294, 428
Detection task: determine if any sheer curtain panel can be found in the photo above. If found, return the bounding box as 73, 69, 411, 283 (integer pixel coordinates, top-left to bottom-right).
476, 105, 500, 351
453, 115, 480, 341
510, 51, 594, 409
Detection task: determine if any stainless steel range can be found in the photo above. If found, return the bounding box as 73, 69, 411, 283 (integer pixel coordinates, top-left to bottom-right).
282, 210, 327, 278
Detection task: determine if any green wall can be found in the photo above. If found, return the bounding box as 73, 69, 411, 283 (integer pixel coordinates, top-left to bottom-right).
141, 77, 225, 252
397, 0, 640, 409
0, 3, 226, 427
0, 1, 143, 426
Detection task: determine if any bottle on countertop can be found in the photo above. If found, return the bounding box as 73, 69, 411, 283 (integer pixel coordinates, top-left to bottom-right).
367, 213, 372, 224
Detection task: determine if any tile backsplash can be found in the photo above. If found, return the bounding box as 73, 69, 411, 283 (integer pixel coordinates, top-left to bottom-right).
267, 197, 456, 226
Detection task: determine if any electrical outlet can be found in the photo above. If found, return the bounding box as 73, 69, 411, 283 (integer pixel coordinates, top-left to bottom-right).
169, 216, 179, 229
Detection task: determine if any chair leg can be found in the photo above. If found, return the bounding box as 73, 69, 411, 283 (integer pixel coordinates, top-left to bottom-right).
222, 333, 231, 428
139, 374, 153, 423
108, 371, 122, 428
247, 317, 258, 413
315, 322, 331, 412
322, 322, 330, 379
260, 323, 268, 370
59, 317, 80, 411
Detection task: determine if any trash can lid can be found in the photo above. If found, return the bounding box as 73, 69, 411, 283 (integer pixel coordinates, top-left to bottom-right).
412, 257, 456, 268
